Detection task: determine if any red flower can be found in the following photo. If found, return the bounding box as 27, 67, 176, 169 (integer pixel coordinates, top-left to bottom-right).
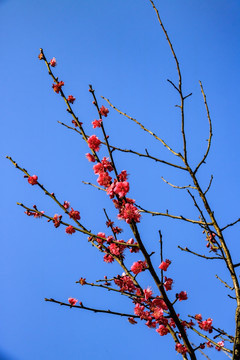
215, 341, 224, 351
63, 201, 70, 209
109, 241, 126, 257
112, 226, 122, 234
52, 81, 64, 93
118, 170, 128, 181
118, 203, 141, 224
159, 259, 171, 271
87, 135, 101, 152
164, 277, 173, 291
128, 317, 137, 325
79, 278, 86, 285
69, 208, 80, 221
92, 119, 102, 128
67, 95, 76, 104
85, 153, 96, 162
114, 181, 130, 198
101, 157, 113, 172
50, 57, 57, 67
68, 298, 78, 306
99, 105, 109, 117
72, 120, 78, 127
198, 318, 213, 332
103, 254, 114, 263
156, 325, 169, 336
195, 314, 202, 321
114, 275, 136, 293
177, 291, 188, 301
65, 225, 75, 234
96, 232, 106, 245
126, 238, 139, 253
97, 172, 112, 187
152, 297, 168, 311
206, 341, 213, 348
93, 162, 104, 174
131, 260, 147, 274
93, 157, 113, 174
175, 343, 187, 355
53, 214, 62, 228
143, 287, 153, 301
28, 175, 38, 185
106, 219, 114, 228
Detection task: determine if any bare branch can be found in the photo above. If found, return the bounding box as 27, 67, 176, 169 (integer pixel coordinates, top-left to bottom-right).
178, 246, 224, 261
82, 181, 106, 192
106, 143, 187, 170
221, 218, 240, 231
191, 343, 211, 360
102, 96, 181, 157
136, 203, 212, 226
187, 190, 212, 231
45, 298, 139, 318
194, 81, 213, 174
159, 230, 163, 283
161, 176, 196, 190
215, 274, 234, 290
57, 120, 82, 135
204, 175, 213, 195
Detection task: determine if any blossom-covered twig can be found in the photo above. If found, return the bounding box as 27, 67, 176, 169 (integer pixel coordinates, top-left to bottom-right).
6, 156, 88, 232
188, 325, 232, 354
76, 280, 141, 300
39, 48, 100, 163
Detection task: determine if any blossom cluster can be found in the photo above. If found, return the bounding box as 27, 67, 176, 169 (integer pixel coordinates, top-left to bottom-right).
31, 54, 223, 358
195, 314, 213, 333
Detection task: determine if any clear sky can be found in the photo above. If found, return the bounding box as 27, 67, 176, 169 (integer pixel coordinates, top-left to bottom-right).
1, 0, 240, 359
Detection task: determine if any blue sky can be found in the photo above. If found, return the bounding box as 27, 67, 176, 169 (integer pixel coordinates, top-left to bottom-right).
1, 0, 240, 359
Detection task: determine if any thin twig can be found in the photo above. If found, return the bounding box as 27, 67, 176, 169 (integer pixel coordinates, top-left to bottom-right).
215, 275, 234, 290
161, 176, 196, 190
57, 121, 82, 135
6, 156, 88, 232
204, 175, 213, 195
221, 218, 240, 232
76, 280, 140, 299
39, 48, 100, 164
82, 181, 105, 192
136, 203, 212, 226
194, 82, 213, 174
159, 230, 163, 283
107, 144, 186, 170
102, 96, 181, 157
178, 246, 224, 261
191, 342, 210, 360
188, 326, 232, 354
45, 298, 139, 318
